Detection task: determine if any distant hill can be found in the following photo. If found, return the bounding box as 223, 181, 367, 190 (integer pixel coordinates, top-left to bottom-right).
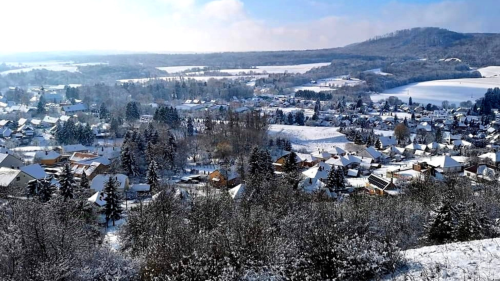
339, 27, 500, 66
3, 27, 499, 68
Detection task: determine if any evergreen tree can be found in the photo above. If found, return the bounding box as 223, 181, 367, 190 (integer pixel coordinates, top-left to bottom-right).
411, 112, 416, 121
325, 167, 338, 192
103, 176, 123, 227
435, 127, 443, 143
37, 96, 46, 115
187, 117, 194, 136
121, 145, 137, 176
248, 147, 261, 176
80, 171, 90, 189
409, 96, 413, 106
356, 98, 363, 109
287, 112, 294, 125
146, 160, 160, 193
126, 102, 140, 122
284, 140, 292, 151
37, 177, 54, 202
426, 201, 456, 244
295, 111, 305, 126
99, 103, 109, 119
375, 138, 382, 150
58, 163, 76, 201
282, 152, 298, 174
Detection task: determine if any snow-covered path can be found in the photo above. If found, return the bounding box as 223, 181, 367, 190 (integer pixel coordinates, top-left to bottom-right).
387, 238, 500, 280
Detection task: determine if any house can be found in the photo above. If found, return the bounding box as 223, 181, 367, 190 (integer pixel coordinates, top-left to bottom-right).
71, 162, 106, 180
0, 153, 24, 169
130, 184, 151, 194
34, 151, 61, 166
88, 191, 106, 207
274, 152, 316, 171
228, 183, 246, 200
90, 174, 129, 192
378, 136, 397, 148
464, 164, 497, 182
358, 147, 383, 163
70, 152, 112, 167
208, 169, 240, 188
0, 168, 23, 190
311, 150, 331, 161
427, 156, 462, 173
326, 154, 361, 169
20, 164, 47, 180
42, 116, 59, 127
301, 162, 331, 186
367, 174, 399, 196
478, 152, 500, 164
327, 146, 346, 157
62, 144, 89, 155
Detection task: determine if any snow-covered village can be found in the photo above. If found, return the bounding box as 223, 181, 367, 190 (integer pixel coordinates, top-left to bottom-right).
3, 1, 500, 279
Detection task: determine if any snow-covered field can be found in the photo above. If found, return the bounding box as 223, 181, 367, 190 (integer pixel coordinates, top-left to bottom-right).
117, 74, 269, 84
268, 125, 350, 152
0, 61, 107, 76
387, 238, 500, 280
156, 66, 205, 73
478, 66, 500, 78
372, 77, 500, 105
255, 62, 331, 74
293, 76, 364, 93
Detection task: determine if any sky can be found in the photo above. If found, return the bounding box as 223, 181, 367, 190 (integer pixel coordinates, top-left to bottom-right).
1, 0, 499, 54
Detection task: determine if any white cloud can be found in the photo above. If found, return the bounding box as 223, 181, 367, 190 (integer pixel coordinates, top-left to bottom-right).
0, 0, 496, 54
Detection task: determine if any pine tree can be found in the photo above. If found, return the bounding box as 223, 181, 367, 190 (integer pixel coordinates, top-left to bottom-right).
426, 201, 456, 244
435, 127, 443, 143
58, 163, 76, 201
325, 167, 338, 192
37, 96, 46, 115
103, 176, 123, 227
282, 152, 298, 174
248, 147, 261, 176
121, 145, 137, 176
375, 138, 382, 150
409, 96, 413, 106
126, 102, 140, 122
99, 103, 109, 119
284, 140, 292, 151
80, 171, 90, 189
187, 117, 194, 136
295, 111, 305, 126
287, 112, 294, 125
147, 160, 160, 193
36, 177, 54, 203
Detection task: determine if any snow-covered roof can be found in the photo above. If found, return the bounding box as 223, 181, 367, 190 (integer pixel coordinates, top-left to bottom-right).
327, 146, 346, 155
428, 156, 462, 168
131, 184, 150, 192
63, 144, 88, 154
365, 147, 382, 159
62, 103, 87, 112
302, 162, 331, 180
34, 150, 60, 160
20, 164, 46, 179
0, 168, 21, 186
91, 174, 128, 192
479, 152, 500, 163
228, 184, 245, 200
88, 191, 106, 207
42, 116, 59, 124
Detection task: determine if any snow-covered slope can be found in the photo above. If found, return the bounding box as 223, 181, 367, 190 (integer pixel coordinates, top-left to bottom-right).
387, 238, 500, 280
478, 66, 500, 78
372, 77, 500, 105
268, 125, 349, 153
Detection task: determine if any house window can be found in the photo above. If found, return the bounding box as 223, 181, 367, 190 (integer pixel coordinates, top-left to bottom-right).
16, 177, 20, 181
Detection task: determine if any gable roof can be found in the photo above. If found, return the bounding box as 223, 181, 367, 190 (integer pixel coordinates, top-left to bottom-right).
90, 174, 128, 192
0, 168, 21, 187
35, 150, 60, 160
20, 164, 46, 179
228, 184, 246, 200
365, 147, 382, 159
428, 156, 462, 168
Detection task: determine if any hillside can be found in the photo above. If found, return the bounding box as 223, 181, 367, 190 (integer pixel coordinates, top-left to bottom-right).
387, 238, 500, 280
341, 27, 500, 66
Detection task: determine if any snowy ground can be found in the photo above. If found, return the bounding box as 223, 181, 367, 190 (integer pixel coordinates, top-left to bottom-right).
365, 68, 392, 76
387, 238, 500, 280
117, 74, 269, 83
478, 66, 500, 78
293, 76, 364, 93
0, 61, 107, 76
371, 77, 500, 105
156, 66, 205, 73
268, 125, 350, 153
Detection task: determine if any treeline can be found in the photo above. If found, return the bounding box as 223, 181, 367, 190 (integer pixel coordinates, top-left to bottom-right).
295, 89, 333, 101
